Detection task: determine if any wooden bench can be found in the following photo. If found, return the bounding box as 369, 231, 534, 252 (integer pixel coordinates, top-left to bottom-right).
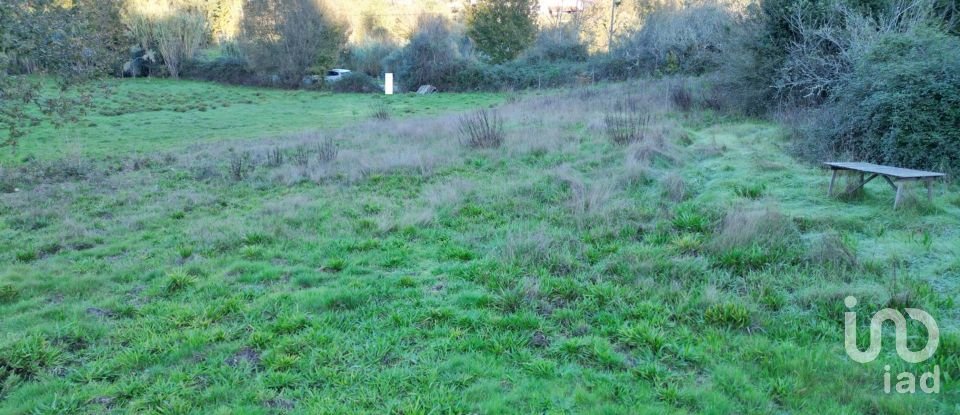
824, 162, 946, 209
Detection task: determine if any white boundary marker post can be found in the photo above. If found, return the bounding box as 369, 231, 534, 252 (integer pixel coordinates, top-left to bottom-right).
385, 73, 394, 95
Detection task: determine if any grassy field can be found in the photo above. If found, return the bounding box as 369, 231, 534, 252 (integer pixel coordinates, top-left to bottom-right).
2, 78, 502, 163
0, 79, 958, 414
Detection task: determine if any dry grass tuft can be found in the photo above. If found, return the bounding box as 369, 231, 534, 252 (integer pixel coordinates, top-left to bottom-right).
669, 83, 694, 112
552, 166, 617, 220
661, 172, 687, 202
710, 203, 799, 252
501, 227, 581, 274
691, 138, 727, 159
806, 231, 858, 269
316, 137, 338, 163
372, 102, 390, 120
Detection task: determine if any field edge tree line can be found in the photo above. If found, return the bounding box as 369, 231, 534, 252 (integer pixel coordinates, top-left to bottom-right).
1, 0, 959, 172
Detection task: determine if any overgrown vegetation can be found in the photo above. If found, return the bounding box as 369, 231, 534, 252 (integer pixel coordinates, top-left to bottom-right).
2, 80, 957, 413
2, 0, 960, 413
239, 0, 347, 87
465, 0, 539, 64
458, 109, 504, 148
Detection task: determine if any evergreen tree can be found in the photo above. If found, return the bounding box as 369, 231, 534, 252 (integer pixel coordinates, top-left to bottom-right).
465, 0, 539, 64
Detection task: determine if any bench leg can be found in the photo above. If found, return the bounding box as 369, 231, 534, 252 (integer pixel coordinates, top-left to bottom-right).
828, 170, 837, 196
925, 179, 933, 202
894, 182, 904, 209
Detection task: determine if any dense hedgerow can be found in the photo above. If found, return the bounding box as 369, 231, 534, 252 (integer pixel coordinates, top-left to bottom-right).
182, 57, 259, 86
834, 28, 960, 170
805, 28, 960, 171
329, 73, 382, 93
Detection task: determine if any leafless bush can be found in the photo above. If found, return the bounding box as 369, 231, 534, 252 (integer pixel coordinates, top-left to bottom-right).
228, 151, 252, 181
267, 147, 284, 167
292, 145, 310, 167
614, 1, 739, 75
775, 0, 945, 103
604, 110, 653, 146
154, 11, 207, 79
316, 137, 338, 163
458, 109, 505, 149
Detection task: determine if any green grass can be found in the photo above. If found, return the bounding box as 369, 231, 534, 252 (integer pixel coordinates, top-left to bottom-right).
0, 80, 958, 414
2, 78, 503, 163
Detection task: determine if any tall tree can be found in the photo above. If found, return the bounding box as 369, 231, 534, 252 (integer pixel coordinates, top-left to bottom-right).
240, 0, 349, 87
465, 0, 539, 64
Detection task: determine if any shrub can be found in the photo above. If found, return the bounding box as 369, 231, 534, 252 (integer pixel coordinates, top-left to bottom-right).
293, 144, 310, 166
154, 11, 207, 79
465, 0, 539, 64
240, 0, 348, 87
182, 56, 257, 85
384, 15, 471, 91
603, 102, 656, 146
519, 26, 589, 64
228, 151, 252, 181
613, 2, 738, 76
267, 147, 284, 167
458, 109, 505, 149
329, 73, 381, 93
342, 40, 399, 77
816, 28, 960, 172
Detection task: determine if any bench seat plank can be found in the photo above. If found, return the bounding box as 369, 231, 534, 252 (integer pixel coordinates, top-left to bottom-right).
824, 162, 946, 179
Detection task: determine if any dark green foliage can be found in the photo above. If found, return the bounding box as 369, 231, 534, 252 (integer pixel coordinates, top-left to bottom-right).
822, 28, 960, 172
182, 57, 258, 86
240, 0, 348, 87
341, 40, 399, 77
0, 285, 17, 303
384, 16, 469, 91
518, 26, 588, 64
329, 73, 381, 93
465, 0, 539, 64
